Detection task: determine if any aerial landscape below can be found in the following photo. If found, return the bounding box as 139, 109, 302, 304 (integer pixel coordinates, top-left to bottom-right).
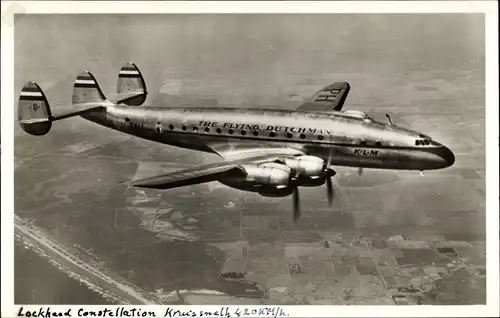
13, 14, 485, 305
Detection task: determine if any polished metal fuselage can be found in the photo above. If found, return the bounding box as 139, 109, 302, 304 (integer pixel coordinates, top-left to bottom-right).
82, 105, 454, 171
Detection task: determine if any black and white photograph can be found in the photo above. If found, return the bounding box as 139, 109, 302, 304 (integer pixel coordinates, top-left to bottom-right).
2, 1, 499, 316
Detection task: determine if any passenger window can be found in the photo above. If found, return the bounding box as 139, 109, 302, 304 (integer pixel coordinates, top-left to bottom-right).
269, 132, 276, 137
415, 140, 421, 146
168, 124, 174, 130
317, 135, 324, 141
360, 140, 367, 145
155, 122, 162, 134
216, 128, 222, 134
192, 126, 198, 132
286, 133, 293, 139
204, 127, 210, 133
299, 134, 306, 140
125, 117, 130, 123
241, 130, 247, 136
181, 125, 187, 131
253, 131, 259, 136
228, 129, 234, 134
375, 141, 382, 146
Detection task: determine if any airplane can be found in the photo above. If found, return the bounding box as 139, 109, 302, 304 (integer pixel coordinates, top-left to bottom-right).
17, 62, 455, 222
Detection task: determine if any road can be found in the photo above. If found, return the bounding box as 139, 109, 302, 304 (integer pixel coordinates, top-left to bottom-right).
14, 214, 162, 305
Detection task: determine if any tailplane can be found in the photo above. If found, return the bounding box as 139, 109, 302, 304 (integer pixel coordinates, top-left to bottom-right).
18, 81, 52, 136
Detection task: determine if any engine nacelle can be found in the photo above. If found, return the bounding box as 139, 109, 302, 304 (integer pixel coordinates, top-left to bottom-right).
282, 155, 325, 177
242, 162, 292, 186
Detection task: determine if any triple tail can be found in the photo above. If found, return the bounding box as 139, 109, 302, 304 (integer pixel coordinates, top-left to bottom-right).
18, 62, 148, 136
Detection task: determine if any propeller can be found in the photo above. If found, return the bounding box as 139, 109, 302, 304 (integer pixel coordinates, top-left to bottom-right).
357, 167, 363, 176
326, 176, 334, 206
323, 156, 337, 207
288, 154, 338, 222
292, 186, 300, 222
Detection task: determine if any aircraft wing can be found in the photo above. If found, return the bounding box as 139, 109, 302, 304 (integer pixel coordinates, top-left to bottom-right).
297, 81, 350, 112
125, 148, 306, 190
125, 162, 245, 190
208, 143, 306, 161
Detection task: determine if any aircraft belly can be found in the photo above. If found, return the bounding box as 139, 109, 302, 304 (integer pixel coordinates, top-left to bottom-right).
219, 179, 292, 197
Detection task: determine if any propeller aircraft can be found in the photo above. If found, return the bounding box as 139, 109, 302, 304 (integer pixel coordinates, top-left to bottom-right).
18, 62, 455, 222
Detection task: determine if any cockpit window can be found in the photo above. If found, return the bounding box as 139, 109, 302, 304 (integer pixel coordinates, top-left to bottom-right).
343, 110, 371, 120
430, 140, 441, 146
415, 139, 432, 146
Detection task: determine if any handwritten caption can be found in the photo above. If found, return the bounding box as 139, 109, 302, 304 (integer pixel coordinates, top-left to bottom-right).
18, 306, 289, 318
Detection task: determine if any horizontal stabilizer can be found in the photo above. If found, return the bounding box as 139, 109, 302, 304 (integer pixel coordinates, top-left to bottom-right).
50, 103, 107, 121
107, 90, 147, 106
19, 118, 50, 125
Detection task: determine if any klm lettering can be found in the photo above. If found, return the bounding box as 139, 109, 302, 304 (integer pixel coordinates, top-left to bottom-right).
354, 149, 379, 156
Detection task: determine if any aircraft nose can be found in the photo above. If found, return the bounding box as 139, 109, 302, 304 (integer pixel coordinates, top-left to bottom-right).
438, 145, 455, 167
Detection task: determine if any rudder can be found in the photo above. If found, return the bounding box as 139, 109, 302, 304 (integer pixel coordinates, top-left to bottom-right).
18, 82, 52, 136
116, 62, 147, 106
72, 70, 106, 105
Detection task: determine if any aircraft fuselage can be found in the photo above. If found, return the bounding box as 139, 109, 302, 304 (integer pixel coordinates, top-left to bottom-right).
82, 105, 455, 171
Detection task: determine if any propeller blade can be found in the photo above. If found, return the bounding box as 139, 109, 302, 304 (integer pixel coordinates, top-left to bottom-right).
292, 187, 300, 222
357, 167, 363, 176
326, 177, 334, 206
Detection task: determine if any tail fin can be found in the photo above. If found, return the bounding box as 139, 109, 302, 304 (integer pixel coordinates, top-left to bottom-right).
18, 81, 52, 136
72, 70, 106, 105
114, 62, 147, 106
